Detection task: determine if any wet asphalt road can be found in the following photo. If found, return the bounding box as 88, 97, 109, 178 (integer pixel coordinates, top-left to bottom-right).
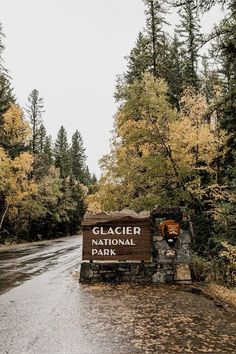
0, 235, 236, 354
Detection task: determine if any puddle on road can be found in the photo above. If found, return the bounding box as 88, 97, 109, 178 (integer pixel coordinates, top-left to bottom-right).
74, 283, 236, 353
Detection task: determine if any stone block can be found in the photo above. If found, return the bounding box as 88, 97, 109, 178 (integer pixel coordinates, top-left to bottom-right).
165, 274, 174, 283
99, 264, 116, 271
153, 235, 164, 242
152, 270, 166, 284
181, 243, 191, 251
176, 249, 192, 264
144, 266, 156, 277
118, 265, 130, 272
90, 263, 100, 271
181, 232, 191, 244
80, 263, 94, 281
130, 264, 140, 275
174, 264, 192, 284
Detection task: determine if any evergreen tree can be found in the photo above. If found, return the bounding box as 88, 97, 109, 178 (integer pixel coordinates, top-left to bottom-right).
177, 1, 202, 88
38, 123, 47, 153
70, 130, 86, 182
0, 75, 15, 126
0, 23, 5, 72
44, 135, 53, 164
91, 173, 97, 184
217, 1, 236, 167
68, 179, 86, 234
26, 89, 44, 154
125, 32, 151, 84
54, 126, 71, 178
55, 177, 86, 235
167, 32, 184, 108
32, 133, 54, 181
0, 24, 15, 125
143, 0, 168, 77
200, 55, 221, 105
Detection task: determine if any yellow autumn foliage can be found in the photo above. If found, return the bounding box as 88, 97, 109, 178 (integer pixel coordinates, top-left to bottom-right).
0, 146, 37, 225
169, 90, 226, 171
2, 103, 31, 145
93, 74, 228, 211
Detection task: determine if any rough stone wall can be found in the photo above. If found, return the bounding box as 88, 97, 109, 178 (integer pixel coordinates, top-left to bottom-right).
80, 207, 192, 284
150, 228, 192, 284
80, 262, 157, 284
151, 207, 192, 284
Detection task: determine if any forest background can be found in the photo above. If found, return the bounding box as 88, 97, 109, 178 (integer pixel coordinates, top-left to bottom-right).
0, 0, 235, 285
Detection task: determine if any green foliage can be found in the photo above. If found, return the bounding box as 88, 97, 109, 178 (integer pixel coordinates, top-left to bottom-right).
193, 242, 236, 287
0, 23, 96, 244
121, 0, 170, 89
124, 32, 151, 84
0, 75, 15, 125
176, 1, 202, 88
0, 23, 5, 66
167, 33, 184, 108
0, 24, 15, 124
217, 2, 236, 166
43, 135, 54, 164
70, 130, 86, 182
60, 178, 87, 235
54, 126, 71, 178
38, 123, 47, 153
26, 89, 44, 154
143, 0, 168, 77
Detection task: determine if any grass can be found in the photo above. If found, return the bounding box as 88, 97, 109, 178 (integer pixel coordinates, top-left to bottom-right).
194, 283, 236, 308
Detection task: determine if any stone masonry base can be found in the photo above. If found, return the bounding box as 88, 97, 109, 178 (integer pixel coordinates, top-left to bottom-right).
79, 261, 192, 284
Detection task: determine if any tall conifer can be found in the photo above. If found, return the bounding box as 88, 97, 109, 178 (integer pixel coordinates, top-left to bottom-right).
26, 89, 44, 154
177, 1, 202, 88
70, 130, 86, 183
54, 126, 71, 178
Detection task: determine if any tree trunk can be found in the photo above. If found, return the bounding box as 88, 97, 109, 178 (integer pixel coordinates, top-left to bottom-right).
0, 203, 9, 230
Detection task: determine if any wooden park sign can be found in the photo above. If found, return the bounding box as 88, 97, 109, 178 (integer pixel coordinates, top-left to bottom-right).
82, 211, 151, 261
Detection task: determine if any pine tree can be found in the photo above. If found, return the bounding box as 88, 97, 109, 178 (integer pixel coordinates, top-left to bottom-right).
125, 32, 151, 84
177, 1, 202, 88
200, 55, 221, 104
218, 1, 236, 168
167, 32, 184, 108
120, 1, 170, 92
32, 132, 54, 181
0, 24, 15, 125
26, 89, 44, 154
44, 135, 53, 164
68, 179, 86, 234
0, 23, 5, 72
143, 0, 168, 77
0, 75, 15, 126
54, 126, 71, 178
91, 173, 97, 184
70, 130, 86, 182
38, 123, 47, 153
